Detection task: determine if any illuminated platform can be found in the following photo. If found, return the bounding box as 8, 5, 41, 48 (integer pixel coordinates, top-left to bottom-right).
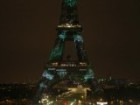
57, 23, 82, 31
42, 61, 93, 83
46, 61, 89, 71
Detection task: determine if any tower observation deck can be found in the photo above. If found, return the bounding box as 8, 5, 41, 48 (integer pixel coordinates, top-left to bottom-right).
32, 0, 103, 105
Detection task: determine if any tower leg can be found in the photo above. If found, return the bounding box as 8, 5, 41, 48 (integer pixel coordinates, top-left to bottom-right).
32, 77, 48, 105
84, 68, 104, 98
49, 31, 66, 61
32, 71, 56, 105
73, 34, 88, 62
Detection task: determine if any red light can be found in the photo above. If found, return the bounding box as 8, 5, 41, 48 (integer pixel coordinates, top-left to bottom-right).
64, 102, 68, 105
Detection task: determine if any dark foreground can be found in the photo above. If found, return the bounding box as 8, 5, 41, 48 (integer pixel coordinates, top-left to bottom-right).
0, 83, 139, 105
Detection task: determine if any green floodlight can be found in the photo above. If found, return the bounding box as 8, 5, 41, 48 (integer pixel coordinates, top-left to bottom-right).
64, 0, 78, 7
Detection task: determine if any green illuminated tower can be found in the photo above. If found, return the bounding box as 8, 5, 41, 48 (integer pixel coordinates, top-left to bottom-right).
32, 0, 103, 104
49, 0, 86, 62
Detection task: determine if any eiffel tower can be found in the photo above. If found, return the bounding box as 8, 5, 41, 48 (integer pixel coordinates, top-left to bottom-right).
32, 0, 103, 104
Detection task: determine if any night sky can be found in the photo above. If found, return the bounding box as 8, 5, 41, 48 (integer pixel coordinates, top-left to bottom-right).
0, 0, 140, 83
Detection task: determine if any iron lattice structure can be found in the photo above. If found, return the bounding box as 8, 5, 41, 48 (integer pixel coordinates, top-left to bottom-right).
32, 0, 103, 105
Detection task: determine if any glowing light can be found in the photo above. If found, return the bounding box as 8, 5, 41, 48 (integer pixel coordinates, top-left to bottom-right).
57, 69, 67, 77
59, 31, 67, 41
39, 94, 53, 105
74, 34, 83, 43
52, 62, 58, 66
42, 71, 54, 80
84, 68, 94, 81
57, 23, 82, 28
79, 62, 87, 66
97, 102, 108, 105
64, 0, 78, 7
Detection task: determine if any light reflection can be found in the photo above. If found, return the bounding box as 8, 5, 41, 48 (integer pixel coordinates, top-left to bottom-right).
0, 98, 140, 105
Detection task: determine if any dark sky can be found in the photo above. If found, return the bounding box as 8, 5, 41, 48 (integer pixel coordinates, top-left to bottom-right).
0, 0, 140, 83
